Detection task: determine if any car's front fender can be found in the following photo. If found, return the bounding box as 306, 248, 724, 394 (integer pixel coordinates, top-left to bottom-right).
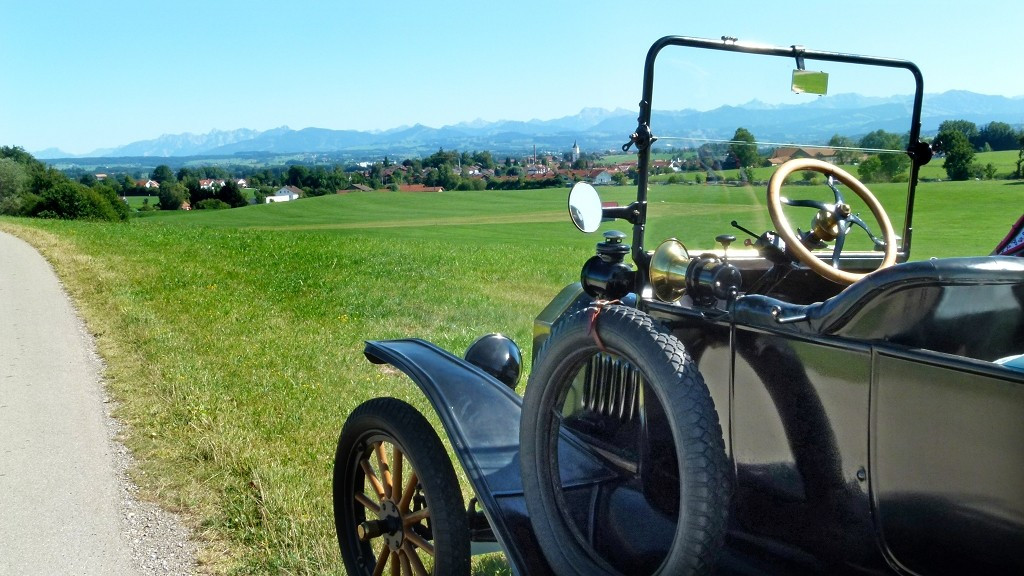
363, 339, 558, 575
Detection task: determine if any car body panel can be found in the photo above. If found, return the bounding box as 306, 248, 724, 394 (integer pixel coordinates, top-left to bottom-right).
872, 351, 1024, 574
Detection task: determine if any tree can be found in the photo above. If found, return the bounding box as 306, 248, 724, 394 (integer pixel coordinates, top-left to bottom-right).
728, 127, 759, 179
977, 121, 1019, 151
424, 147, 458, 169
827, 134, 858, 165
151, 164, 175, 185
1016, 133, 1024, 179
286, 165, 309, 187
157, 182, 187, 210
938, 120, 979, 148
0, 157, 29, 199
472, 150, 495, 170
0, 157, 30, 215
858, 130, 910, 182
935, 129, 975, 181
857, 156, 884, 183
185, 178, 213, 205
217, 179, 248, 207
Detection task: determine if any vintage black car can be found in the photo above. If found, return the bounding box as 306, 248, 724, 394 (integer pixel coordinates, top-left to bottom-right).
333, 36, 1024, 575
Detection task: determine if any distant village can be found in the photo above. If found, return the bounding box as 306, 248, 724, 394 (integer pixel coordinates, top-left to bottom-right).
88, 138, 849, 211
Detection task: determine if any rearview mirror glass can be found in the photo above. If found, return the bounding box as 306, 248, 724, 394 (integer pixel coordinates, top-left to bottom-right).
791, 70, 829, 95
568, 182, 602, 233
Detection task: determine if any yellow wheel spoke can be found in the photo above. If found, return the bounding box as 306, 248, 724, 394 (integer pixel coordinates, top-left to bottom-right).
398, 472, 418, 511
372, 543, 389, 576
375, 442, 394, 499
354, 492, 380, 515
399, 550, 411, 576
403, 542, 431, 575
361, 443, 387, 500
403, 507, 429, 526
393, 449, 403, 504
404, 530, 434, 557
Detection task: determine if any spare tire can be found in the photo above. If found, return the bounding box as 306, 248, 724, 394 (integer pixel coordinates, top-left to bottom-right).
520, 304, 731, 576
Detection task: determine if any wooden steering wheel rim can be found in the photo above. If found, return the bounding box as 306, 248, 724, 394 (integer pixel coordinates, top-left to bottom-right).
767, 158, 897, 285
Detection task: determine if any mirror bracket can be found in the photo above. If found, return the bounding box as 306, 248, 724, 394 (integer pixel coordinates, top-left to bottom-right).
604, 201, 645, 226
791, 45, 806, 70
622, 120, 658, 153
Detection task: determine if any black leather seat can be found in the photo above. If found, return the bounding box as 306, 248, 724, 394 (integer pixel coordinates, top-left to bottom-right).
732, 257, 1024, 361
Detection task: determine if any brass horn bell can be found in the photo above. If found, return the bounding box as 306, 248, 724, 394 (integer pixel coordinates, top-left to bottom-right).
649, 238, 692, 302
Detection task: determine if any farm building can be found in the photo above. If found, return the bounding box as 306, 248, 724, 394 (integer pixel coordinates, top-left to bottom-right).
266, 185, 303, 203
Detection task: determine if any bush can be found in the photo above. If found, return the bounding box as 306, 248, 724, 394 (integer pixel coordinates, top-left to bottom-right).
196, 198, 231, 210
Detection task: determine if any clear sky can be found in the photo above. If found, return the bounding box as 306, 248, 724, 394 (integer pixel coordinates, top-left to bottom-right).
2, 1, 1021, 156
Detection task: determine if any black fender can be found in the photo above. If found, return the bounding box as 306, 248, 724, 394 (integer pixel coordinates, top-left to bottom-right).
363, 339, 616, 576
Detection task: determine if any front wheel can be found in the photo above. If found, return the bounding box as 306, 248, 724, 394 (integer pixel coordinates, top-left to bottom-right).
333, 397, 470, 576
520, 304, 731, 576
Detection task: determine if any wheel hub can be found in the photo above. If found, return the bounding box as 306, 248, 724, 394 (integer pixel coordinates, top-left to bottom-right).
357, 499, 404, 551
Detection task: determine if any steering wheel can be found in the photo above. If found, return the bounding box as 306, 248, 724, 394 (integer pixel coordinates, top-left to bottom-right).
767, 158, 897, 285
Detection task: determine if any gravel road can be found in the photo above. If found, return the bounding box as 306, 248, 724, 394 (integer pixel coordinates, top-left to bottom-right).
0, 230, 198, 576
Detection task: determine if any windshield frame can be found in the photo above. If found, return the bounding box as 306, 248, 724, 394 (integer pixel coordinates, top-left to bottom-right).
627, 35, 927, 271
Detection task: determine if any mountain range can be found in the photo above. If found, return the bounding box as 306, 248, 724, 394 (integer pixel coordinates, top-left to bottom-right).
35, 91, 1023, 161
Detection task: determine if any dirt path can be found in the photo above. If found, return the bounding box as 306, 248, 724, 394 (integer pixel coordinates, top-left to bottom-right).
0, 230, 197, 575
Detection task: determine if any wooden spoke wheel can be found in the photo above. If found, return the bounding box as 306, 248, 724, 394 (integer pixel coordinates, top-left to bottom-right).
334, 397, 470, 576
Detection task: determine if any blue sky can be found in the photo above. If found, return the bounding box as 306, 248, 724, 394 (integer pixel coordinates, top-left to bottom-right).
2, 1, 1021, 155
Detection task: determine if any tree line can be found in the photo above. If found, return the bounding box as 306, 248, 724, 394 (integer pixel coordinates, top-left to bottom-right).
723, 120, 1024, 183
133, 147, 596, 211
5, 118, 1021, 221
0, 146, 128, 221
933, 120, 1024, 180
2, 143, 598, 219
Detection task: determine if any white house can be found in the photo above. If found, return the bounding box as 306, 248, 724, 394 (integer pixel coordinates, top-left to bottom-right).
266, 185, 302, 203
199, 178, 226, 190
592, 170, 613, 186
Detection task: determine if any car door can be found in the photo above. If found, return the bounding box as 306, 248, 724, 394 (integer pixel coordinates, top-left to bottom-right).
871, 350, 1024, 575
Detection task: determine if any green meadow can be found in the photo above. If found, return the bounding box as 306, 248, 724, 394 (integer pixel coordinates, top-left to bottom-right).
636, 150, 1022, 186
2, 178, 1022, 574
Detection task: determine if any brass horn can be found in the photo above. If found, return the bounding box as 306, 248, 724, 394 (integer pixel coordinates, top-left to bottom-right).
649, 238, 692, 302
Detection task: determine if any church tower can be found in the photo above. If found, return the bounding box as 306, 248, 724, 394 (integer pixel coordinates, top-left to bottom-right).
571, 140, 580, 163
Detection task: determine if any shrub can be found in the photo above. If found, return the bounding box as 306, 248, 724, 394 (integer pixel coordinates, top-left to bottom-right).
196, 198, 231, 210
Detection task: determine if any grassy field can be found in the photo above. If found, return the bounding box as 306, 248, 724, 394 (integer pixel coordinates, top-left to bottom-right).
634, 150, 1022, 184
124, 195, 160, 209
2, 178, 1022, 574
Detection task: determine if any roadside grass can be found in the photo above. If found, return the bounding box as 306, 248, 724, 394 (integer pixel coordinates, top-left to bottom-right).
2, 179, 1021, 574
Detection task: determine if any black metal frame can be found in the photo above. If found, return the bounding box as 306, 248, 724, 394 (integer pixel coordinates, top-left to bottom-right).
625, 36, 927, 295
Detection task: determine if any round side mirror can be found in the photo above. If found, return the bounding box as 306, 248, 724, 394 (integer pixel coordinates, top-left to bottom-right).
567, 182, 602, 233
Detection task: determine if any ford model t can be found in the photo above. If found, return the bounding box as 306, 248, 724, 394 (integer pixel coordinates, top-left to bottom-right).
332, 36, 1024, 575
